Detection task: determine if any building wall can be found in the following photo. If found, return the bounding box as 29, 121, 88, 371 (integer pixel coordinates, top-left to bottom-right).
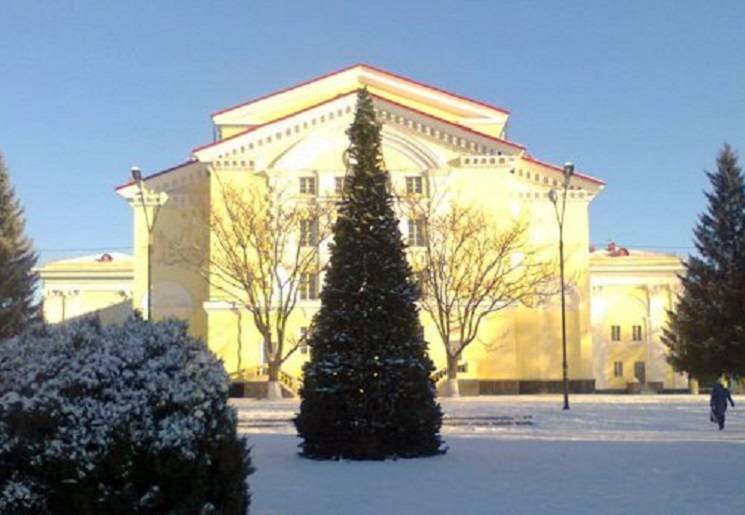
128, 161, 210, 339
119, 69, 609, 391
590, 252, 689, 391
193, 109, 598, 385
39, 254, 134, 325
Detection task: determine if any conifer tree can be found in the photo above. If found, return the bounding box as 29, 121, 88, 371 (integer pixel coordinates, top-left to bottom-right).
663, 144, 745, 379
294, 89, 444, 460
0, 153, 38, 341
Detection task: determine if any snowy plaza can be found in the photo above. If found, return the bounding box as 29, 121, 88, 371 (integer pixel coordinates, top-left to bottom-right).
236, 395, 745, 515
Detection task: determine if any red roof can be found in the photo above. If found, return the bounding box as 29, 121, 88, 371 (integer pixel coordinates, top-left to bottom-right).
212, 63, 511, 119
194, 92, 356, 153
116, 77, 604, 189
195, 89, 524, 154
114, 159, 197, 192
522, 155, 605, 186
198, 91, 604, 185
372, 93, 524, 151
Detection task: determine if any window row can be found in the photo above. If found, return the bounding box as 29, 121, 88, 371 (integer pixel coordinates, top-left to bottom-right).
612, 361, 647, 382
298, 217, 426, 248
610, 324, 644, 342
297, 176, 425, 195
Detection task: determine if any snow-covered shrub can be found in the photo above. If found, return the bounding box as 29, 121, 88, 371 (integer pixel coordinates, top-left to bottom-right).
0, 316, 252, 515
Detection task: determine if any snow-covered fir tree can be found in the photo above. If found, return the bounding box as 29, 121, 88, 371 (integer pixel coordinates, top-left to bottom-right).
663, 144, 745, 380
294, 89, 444, 460
0, 153, 38, 341
0, 316, 253, 514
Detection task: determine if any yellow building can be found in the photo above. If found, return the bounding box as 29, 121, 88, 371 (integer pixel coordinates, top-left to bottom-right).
112, 64, 607, 396
38, 252, 133, 324
590, 243, 688, 392
103, 64, 689, 395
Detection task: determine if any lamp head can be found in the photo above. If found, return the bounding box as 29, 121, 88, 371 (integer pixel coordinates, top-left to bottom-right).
563, 162, 575, 178
131, 166, 142, 182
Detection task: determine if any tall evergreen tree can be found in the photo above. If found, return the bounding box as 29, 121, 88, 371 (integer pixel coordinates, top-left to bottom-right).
663, 144, 745, 379
0, 153, 38, 341
294, 89, 443, 460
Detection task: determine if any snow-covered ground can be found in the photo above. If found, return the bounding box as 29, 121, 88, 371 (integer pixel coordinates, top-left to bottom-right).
233, 395, 745, 515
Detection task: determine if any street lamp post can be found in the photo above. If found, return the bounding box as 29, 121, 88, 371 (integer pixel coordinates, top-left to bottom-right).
548, 162, 575, 411
131, 166, 166, 321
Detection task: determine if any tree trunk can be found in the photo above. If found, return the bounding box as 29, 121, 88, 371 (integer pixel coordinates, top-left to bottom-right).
442, 353, 460, 397
266, 361, 283, 400
689, 376, 699, 395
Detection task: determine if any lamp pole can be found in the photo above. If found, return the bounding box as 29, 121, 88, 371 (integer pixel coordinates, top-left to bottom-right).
131, 166, 166, 321
548, 162, 575, 411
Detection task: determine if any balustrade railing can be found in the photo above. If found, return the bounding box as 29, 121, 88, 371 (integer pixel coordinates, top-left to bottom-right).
279, 370, 300, 395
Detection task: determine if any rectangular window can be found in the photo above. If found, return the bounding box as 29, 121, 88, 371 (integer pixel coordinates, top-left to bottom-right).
299, 219, 319, 246
613, 361, 623, 377
406, 176, 424, 194
408, 219, 427, 247
335, 177, 347, 195
611, 325, 621, 341
299, 273, 319, 300
632, 324, 643, 341
299, 177, 316, 195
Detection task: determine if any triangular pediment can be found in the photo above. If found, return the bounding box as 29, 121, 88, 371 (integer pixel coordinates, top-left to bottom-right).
119, 71, 604, 196
212, 64, 511, 140
195, 92, 520, 164
192, 91, 603, 192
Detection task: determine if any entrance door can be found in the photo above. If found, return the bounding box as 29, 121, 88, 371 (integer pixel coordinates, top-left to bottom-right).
634, 361, 646, 384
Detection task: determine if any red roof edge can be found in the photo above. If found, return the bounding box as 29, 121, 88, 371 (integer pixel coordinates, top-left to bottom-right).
114, 159, 197, 191
211, 63, 510, 119
522, 155, 605, 186
212, 64, 361, 118
191, 127, 253, 153
194, 91, 358, 153
371, 93, 524, 150
196, 88, 524, 155
359, 63, 510, 116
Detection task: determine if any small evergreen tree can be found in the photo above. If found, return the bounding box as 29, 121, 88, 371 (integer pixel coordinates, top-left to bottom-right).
0, 316, 253, 514
0, 153, 38, 341
663, 144, 745, 380
294, 89, 444, 460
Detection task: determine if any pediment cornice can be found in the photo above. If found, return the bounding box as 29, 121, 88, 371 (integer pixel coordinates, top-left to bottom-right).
193, 91, 524, 166
123, 91, 603, 195
212, 64, 511, 129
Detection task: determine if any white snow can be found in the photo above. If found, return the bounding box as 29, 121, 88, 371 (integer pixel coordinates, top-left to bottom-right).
233, 395, 745, 515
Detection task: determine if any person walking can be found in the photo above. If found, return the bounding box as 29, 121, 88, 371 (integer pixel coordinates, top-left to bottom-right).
710, 380, 735, 430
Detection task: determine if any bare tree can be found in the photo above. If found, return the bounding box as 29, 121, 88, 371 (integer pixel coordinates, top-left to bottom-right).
404, 195, 556, 396
172, 175, 332, 399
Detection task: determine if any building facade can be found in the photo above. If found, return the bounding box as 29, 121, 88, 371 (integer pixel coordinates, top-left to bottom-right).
88, 64, 685, 394
590, 243, 688, 392
38, 252, 133, 325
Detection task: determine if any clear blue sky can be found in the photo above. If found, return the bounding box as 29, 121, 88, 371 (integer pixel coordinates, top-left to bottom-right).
1, 0, 744, 264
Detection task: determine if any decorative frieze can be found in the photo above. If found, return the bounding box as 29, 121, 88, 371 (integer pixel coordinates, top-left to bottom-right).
459, 155, 516, 167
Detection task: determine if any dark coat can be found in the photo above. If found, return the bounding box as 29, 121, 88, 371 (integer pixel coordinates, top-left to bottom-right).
710, 383, 735, 414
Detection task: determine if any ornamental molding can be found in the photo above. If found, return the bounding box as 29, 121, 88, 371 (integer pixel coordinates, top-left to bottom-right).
203, 300, 239, 311
196, 93, 523, 170
46, 288, 80, 298
127, 191, 169, 208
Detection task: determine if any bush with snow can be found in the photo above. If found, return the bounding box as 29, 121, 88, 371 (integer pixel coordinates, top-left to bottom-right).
0, 316, 252, 515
